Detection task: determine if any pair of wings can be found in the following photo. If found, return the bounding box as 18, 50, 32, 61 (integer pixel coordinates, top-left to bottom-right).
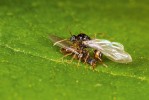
49, 35, 132, 63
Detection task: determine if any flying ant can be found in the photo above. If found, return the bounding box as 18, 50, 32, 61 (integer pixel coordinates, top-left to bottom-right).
49, 33, 132, 69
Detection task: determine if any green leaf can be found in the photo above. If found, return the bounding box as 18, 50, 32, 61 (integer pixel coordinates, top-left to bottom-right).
0, 0, 149, 100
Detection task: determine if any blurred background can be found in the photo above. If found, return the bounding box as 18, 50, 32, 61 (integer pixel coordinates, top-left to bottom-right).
0, 0, 149, 100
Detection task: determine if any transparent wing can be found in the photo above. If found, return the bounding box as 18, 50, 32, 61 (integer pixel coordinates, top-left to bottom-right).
49, 35, 79, 55
83, 39, 132, 63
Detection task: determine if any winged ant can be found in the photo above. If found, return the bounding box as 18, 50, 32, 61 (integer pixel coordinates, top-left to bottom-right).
49, 33, 132, 69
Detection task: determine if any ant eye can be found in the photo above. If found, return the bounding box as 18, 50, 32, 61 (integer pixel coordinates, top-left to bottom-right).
86, 36, 90, 40
83, 36, 88, 40
78, 36, 82, 40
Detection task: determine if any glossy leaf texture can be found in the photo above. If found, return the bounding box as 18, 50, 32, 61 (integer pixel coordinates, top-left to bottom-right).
0, 0, 149, 100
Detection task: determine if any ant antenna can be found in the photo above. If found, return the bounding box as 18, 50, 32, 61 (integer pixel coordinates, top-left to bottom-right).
66, 25, 73, 36
94, 33, 97, 39
69, 30, 73, 36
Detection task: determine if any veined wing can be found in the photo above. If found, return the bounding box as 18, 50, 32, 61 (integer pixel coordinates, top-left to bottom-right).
83, 39, 132, 63
49, 35, 79, 55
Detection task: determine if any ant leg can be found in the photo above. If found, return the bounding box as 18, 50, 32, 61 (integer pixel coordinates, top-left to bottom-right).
93, 50, 107, 68
96, 33, 105, 38
98, 51, 103, 62
92, 60, 97, 70
102, 63, 108, 68
53, 39, 68, 46
69, 54, 77, 63
93, 33, 104, 39
94, 50, 103, 62
98, 57, 103, 62
66, 53, 76, 64
96, 52, 108, 67
97, 52, 108, 67
60, 53, 72, 61
94, 33, 97, 39
98, 60, 108, 67
84, 52, 89, 64
77, 57, 81, 67
69, 30, 72, 36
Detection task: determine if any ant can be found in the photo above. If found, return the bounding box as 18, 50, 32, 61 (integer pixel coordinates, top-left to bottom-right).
49, 32, 132, 69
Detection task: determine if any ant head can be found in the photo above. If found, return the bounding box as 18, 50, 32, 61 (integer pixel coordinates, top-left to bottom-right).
77, 33, 91, 41
70, 35, 76, 42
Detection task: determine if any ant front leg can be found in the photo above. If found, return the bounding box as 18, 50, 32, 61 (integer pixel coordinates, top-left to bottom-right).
53, 39, 68, 46
60, 48, 72, 61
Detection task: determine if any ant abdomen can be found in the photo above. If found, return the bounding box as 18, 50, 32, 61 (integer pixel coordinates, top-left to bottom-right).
86, 57, 97, 68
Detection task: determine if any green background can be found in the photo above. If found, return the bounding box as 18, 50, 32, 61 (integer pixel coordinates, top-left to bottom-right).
0, 0, 149, 100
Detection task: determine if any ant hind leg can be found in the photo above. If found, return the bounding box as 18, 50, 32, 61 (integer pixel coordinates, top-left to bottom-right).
67, 54, 77, 64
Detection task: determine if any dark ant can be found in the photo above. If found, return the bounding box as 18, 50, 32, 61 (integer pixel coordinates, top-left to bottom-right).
49, 32, 132, 68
